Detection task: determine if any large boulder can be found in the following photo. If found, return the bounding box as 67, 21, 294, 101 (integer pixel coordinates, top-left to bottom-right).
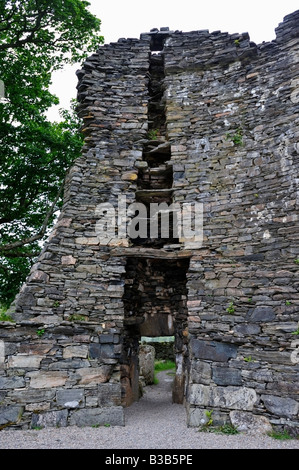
139, 345, 155, 385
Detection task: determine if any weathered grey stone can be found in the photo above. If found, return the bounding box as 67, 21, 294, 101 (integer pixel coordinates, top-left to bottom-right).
261, 395, 299, 418
63, 345, 88, 359
247, 307, 276, 322
27, 371, 68, 388
212, 366, 242, 386
8, 354, 44, 369
98, 384, 122, 406
0, 406, 23, 427
31, 410, 68, 428
139, 345, 155, 385
76, 366, 112, 385
61, 255, 77, 265
56, 389, 84, 408
190, 360, 212, 385
8, 389, 55, 403
69, 406, 124, 427
234, 324, 261, 336
190, 339, 238, 362
189, 384, 257, 410
230, 410, 272, 434
0, 376, 25, 389
89, 343, 115, 360
28, 270, 49, 283
187, 407, 209, 427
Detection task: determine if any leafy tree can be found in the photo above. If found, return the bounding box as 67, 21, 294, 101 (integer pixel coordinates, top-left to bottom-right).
0, 0, 104, 307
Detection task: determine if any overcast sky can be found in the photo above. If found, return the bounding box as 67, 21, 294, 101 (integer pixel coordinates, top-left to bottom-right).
48, 0, 299, 121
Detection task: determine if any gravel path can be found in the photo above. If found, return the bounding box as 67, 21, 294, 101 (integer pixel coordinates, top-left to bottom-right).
0, 370, 298, 449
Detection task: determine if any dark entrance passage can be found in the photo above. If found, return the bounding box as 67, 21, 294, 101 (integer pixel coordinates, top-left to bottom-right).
121, 257, 190, 407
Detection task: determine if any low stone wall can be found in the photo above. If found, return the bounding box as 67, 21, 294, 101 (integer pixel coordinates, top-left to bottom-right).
0, 321, 124, 429
145, 342, 175, 361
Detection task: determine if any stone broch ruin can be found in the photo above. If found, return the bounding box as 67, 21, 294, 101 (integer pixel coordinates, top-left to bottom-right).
0, 10, 298, 433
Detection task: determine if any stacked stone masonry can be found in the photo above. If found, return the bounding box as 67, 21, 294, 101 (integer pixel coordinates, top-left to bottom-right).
0, 11, 299, 433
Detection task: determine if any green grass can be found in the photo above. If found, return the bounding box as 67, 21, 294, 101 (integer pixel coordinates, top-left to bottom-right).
154, 360, 176, 372
268, 430, 294, 440
153, 360, 176, 384
199, 423, 239, 435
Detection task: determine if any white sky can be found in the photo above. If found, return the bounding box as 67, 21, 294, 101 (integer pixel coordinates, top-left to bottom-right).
48, 0, 299, 121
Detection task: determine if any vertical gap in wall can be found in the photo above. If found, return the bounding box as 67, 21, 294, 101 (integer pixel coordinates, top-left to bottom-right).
132, 32, 179, 249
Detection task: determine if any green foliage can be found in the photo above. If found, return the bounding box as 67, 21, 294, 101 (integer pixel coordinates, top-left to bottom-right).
291, 329, 299, 335
199, 416, 239, 435
268, 430, 294, 440
148, 129, 159, 140
92, 423, 111, 428
226, 301, 235, 314
36, 328, 45, 337
225, 128, 243, 146
294, 258, 299, 265
68, 314, 88, 322
205, 410, 213, 426
153, 360, 176, 385
0, 306, 14, 322
243, 356, 254, 362
0, 1, 103, 307
216, 424, 239, 435
154, 360, 176, 372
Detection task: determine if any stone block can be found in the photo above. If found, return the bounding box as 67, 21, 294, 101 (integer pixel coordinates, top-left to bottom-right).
63, 345, 89, 359
212, 366, 242, 386
187, 407, 209, 427
8, 354, 44, 369
89, 343, 115, 360
246, 307, 276, 322
0, 406, 24, 427
98, 383, 122, 406
139, 345, 155, 385
31, 410, 68, 428
0, 376, 25, 389
69, 406, 124, 427
189, 384, 257, 410
230, 410, 272, 434
190, 339, 238, 362
76, 365, 112, 385
61, 255, 77, 265
234, 324, 261, 336
28, 371, 68, 388
261, 395, 299, 418
28, 270, 49, 283
56, 389, 84, 408
190, 360, 211, 385
8, 389, 55, 404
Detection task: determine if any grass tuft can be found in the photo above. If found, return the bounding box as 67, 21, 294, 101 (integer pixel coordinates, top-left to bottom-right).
153, 360, 176, 384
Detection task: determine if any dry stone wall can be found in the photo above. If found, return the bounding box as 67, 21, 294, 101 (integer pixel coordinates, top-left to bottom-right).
0, 10, 298, 433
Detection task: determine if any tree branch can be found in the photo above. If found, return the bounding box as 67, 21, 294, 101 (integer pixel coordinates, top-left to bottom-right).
0, 8, 48, 50
0, 182, 65, 253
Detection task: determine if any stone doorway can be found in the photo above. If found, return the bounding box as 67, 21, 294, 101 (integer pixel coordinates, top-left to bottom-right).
120, 256, 190, 407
